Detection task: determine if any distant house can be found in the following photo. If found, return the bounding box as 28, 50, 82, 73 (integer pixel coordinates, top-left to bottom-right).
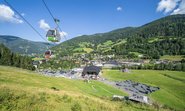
32, 59, 46, 68
103, 61, 120, 68
122, 68, 130, 73
92, 61, 103, 67
143, 60, 150, 64
155, 60, 169, 64
32, 61, 39, 68
39, 59, 46, 64
82, 66, 101, 79
121, 62, 142, 67
45, 51, 52, 60
73, 68, 83, 72
95, 63, 103, 67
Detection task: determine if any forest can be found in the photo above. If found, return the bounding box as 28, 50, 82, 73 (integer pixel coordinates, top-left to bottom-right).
0, 44, 35, 70
111, 37, 185, 59
120, 60, 185, 72
53, 14, 185, 59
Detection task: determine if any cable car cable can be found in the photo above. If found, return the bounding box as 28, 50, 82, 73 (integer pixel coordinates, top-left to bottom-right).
4, 0, 55, 59
41, 0, 67, 40
3, 0, 48, 42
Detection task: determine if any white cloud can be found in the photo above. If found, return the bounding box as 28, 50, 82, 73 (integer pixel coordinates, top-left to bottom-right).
117, 6, 122, 11
157, 0, 185, 14
0, 4, 23, 23
157, 0, 179, 13
38, 19, 50, 31
60, 31, 68, 38
39, 19, 68, 38
171, 0, 185, 14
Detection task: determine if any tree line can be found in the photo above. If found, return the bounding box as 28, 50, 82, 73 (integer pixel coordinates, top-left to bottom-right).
122, 60, 185, 72
0, 44, 35, 70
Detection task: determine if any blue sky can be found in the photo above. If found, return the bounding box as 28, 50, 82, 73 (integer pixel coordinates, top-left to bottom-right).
0, 0, 184, 42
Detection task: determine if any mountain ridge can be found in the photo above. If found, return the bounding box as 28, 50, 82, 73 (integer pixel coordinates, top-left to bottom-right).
0, 35, 53, 55
53, 14, 185, 58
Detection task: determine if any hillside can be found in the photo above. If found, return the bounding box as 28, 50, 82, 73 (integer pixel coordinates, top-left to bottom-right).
53, 14, 185, 58
0, 35, 53, 55
102, 69, 185, 110
0, 66, 170, 111
0, 44, 35, 70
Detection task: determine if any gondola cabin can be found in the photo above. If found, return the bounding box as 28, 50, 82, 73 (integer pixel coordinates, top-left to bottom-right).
45, 50, 53, 60
46, 29, 61, 42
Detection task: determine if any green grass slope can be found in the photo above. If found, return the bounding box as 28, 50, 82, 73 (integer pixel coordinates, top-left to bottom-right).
102, 69, 185, 110
0, 66, 168, 111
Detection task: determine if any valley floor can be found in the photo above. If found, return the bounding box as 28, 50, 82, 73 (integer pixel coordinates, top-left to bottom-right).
0, 66, 183, 111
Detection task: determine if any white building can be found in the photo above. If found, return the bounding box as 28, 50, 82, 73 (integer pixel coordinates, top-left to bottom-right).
129, 94, 150, 104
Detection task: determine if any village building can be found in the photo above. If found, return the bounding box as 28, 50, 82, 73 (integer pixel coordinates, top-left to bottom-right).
82, 66, 101, 80
92, 61, 103, 67
121, 62, 142, 67
122, 68, 130, 73
129, 93, 150, 104
155, 60, 169, 64
112, 94, 150, 104
32, 61, 39, 68
103, 61, 120, 68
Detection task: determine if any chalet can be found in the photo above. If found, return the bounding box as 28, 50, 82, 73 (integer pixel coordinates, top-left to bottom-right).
82, 66, 101, 79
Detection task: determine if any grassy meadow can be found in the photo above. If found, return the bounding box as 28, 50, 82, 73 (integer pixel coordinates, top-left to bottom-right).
160, 55, 185, 61
0, 66, 169, 111
102, 69, 185, 110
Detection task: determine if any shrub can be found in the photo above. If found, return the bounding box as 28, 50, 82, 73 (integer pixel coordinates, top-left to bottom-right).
51, 87, 59, 91
71, 102, 82, 111
62, 94, 72, 103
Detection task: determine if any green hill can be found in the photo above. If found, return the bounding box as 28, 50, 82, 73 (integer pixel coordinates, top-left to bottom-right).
0, 66, 169, 111
53, 14, 185, 58
0, 35, 53, 55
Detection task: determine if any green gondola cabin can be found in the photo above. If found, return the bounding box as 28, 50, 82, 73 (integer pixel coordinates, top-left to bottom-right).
46, 29, 61, 42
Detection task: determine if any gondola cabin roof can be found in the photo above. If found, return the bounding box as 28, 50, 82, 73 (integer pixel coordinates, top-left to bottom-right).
45, 50, 52, 55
